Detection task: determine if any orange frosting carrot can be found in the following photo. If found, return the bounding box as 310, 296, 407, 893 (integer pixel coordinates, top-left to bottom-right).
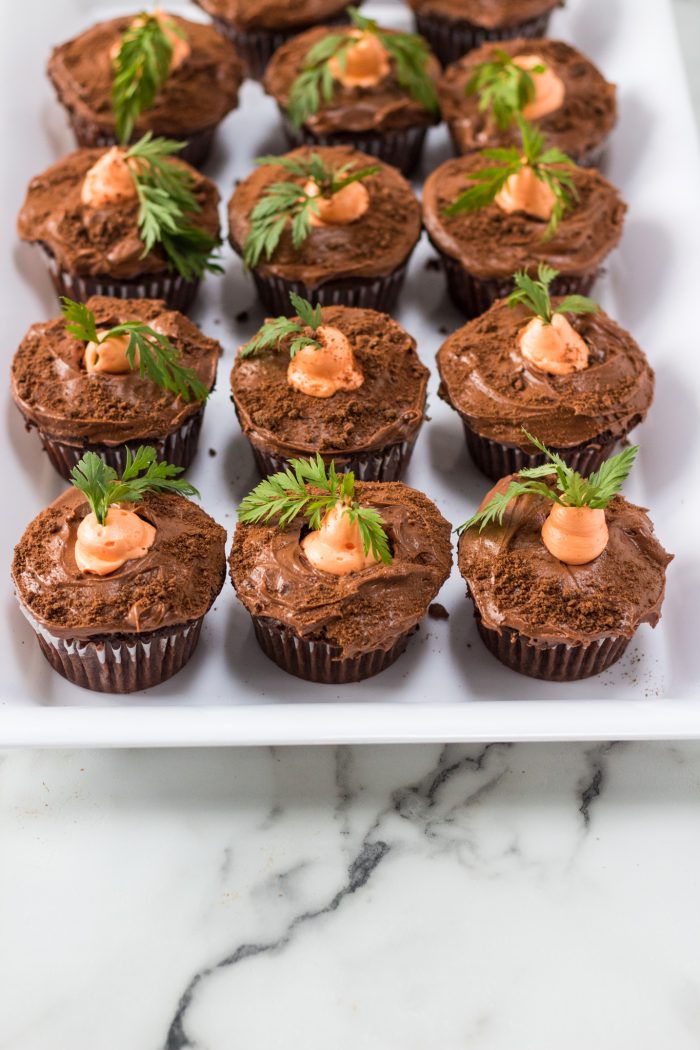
301, 503, 380, 575
84, 332, 139, 375
541, 503, 608, 565
75, 507, 156, 575
495, 164, 556, 221
304, 179, 370, 227
513, 54, 565, 121
328, 31, 390, 88
80, 147, 138, 208
287, 324, 364, 398
518, 313, 588, 375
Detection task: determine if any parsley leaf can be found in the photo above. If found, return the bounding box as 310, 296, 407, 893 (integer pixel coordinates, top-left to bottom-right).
466, 50, 544, 131
111, 12, 186, 144
507, 263, 598, 323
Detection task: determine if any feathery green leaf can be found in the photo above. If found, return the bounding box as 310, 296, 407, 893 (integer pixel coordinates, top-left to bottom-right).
112, 12, 186, 144
466, 49, 544, 130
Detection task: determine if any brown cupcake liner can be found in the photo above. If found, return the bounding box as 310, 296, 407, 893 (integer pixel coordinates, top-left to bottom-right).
211, 11, 350, 81
460, 421, 619, 481
40, 247, 200, 313
250, 262, 410, 315
414, 10, 552, 66
246, 433, 419, 482
282, 117, 429, 176
472, 609, 630, 681
61, 107, 218, 169
252, 614, 417, 683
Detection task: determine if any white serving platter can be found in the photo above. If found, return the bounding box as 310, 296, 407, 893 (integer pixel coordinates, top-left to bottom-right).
1, 0, 699, 747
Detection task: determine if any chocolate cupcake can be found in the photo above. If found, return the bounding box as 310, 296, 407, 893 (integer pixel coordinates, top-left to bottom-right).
17, 137, 221, 312
407, 0, 561, 67
437, 265, 654, 479
232, 297, 428, 480
12, 448, 226, 693
12, 295, 221, 480
228, 145, 421, 313
457, 440, 672, 681
263, 10, 441, 175
439, 39, 617, 167
48, 11, 243, 168
422, 119, 626, 317
231, 455, 452, 682
194, 0, 352, 80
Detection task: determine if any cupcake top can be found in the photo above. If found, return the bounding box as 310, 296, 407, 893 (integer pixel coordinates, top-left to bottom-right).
194, 0, 350, 31
12, 296, 221, 446
228, 145, 421, 284
264, 15, 441, 136
17, 141, 221, 280
232, 302, 428, 458
405, 0, 560, 27
437, 278, 654, 449
48, 13, 243, 142
231, 468, 452, 656
439, 39, 616, 159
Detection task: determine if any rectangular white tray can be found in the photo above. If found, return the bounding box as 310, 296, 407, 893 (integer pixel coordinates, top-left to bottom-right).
1, 0, 699, 746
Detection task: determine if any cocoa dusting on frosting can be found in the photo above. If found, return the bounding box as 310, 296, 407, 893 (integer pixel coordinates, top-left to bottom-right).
232, 305, 428, 458
264, 26, 441, 135
228, 146, 420, 284
422, 154, 626, 280
12, 297, 221, 446
437, 298, 654, 449
405, 0, 560, 28
17, 148, 220, 279
12, 489, 226, 639
230, 481, 453, 658
440, 39, 617, 158
47, 15, 242, 139
194, 0, 350, 31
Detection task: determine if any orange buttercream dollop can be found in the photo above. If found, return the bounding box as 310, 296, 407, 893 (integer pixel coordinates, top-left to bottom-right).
81, 147, 138, 208
494, 164, 556, 221
304, 178, 370, 228
541, 503, 608, 565
109, 9, 190, 70
287, 324, 364, 398
84, 331, 139, 375
75, 507, 156, 576
518, 313, 589, 375
513, 54, 566, 120
301, 503, 381, 575
328, 30, 391, 88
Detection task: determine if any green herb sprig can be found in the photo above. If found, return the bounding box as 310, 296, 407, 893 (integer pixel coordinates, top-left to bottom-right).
243, 152, 379, 269
112, 12, 186, 145
71, 446, 199, 526
61, 297, 209, 402
507, 263, 598, 323
467, 50, 545, 131
238, 453, 392, 565
287, 6, 438, 131
241, 293, 323, 358
457, 431, 638, 534
445, 116, 577, 237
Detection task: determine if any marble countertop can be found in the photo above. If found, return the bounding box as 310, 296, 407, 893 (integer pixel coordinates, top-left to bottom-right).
2, 3, 700, 1048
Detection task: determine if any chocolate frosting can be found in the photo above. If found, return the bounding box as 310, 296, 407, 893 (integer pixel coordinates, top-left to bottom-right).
12, 489, 227, 640
17, 147, 220, 280
439, 39, 617, 158
228, 146, 421, 284
437, 297, 654, 449
232, 305, 428, 457
47, 15, 243, 138
264, 26, 441, 135
422, 154, 626, 279
12, 297, 221, 446
458, 476, 672, 645
405, 0, 560, 27
194, 0, 350, 31
230, 481, 453, 657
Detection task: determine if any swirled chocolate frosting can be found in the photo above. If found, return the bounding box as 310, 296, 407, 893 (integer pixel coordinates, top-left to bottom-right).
228, 146, 421, 284
437, 298, 654, 449
194, 0, 350, 31
230, 482, 453, 657
232, 305, 428, 458
12, 297, 221, 446
405, 0, 560, 27
458, 477, 672, 645
422, 155, 626, 280
17, 148, 220, 280
264, 26, 441, 135
12, 489, 227, 640
439, 39, 617, 158
47, 15, 243, 138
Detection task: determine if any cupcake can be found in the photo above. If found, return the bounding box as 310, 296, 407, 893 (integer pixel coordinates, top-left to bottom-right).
457, 437, 672, 680
437, 265, 654, 479
11, 447, 226, 693
232, 294, 428, 480
193, 0, 353, 80
407, 0, 561, 67
263, 9, 441, 175
12, 295, 221, 480
439, 39, 617, 166
47, 11, 243, 168
231, 455, 452, 682
17, 135, 221, 313
422, 118, 626, 317
228, 145, 421, 313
